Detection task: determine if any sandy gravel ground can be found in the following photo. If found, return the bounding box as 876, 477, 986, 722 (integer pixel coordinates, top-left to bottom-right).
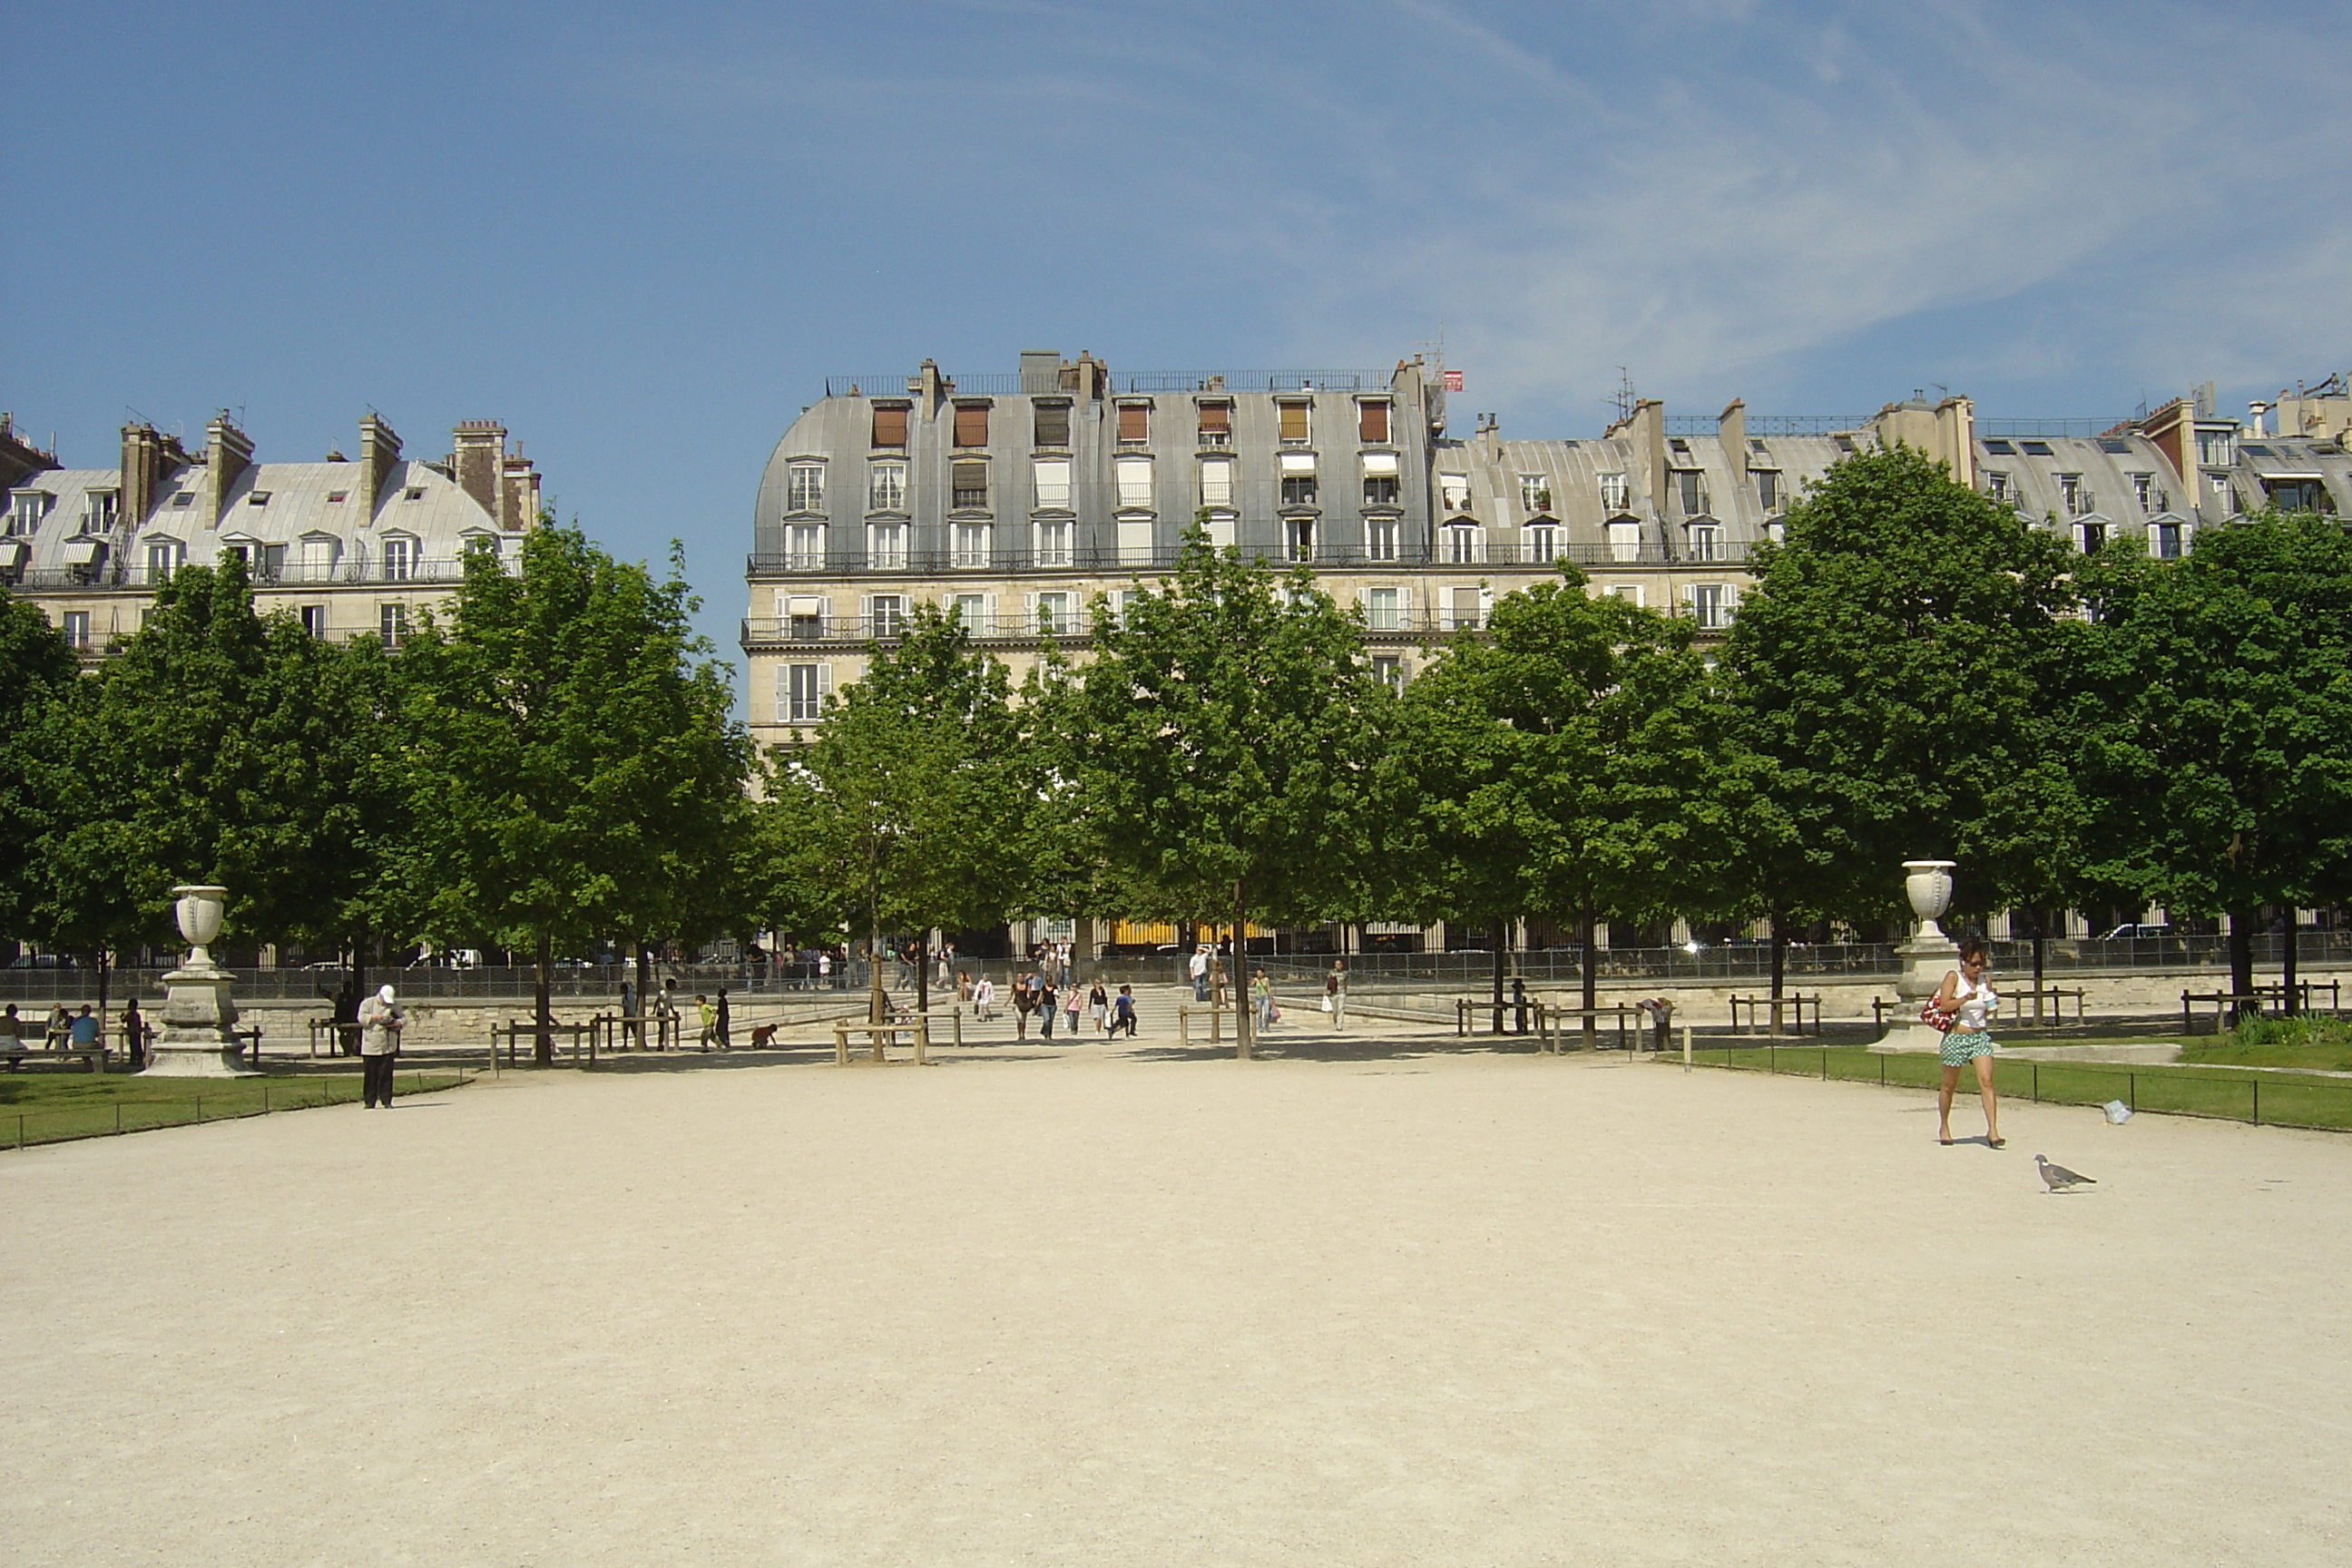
3, 1017, 2346, 1567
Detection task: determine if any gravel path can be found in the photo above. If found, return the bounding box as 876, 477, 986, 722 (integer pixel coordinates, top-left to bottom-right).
4, 1024, 2346, 1566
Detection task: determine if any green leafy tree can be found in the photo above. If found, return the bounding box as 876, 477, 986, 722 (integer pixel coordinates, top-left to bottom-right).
1063, 534, 1385, 1055
15, 561, 416, 1033
2073, 511, 2352, 1012
777, 603, 1034, 1024
1400, 572, 1734, 1036
401, 527, 749, 1062
0, 588, 80, 950
1721, 444, 2082, 983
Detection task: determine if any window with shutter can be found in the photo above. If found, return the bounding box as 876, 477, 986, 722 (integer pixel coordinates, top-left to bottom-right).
1033, 459, 1072, 510
1199, 458, 1234, 506
1115, 456, 1153, 509
1198, 402, 1231, 446
1034, 402, 1071, 448
1358, 401, 1389, 443
1118, 404, 1149, 443
871, 405, 908, 448
1277, 402, 1309, 443
954, 404, 990, 447
951, 461, 989, 510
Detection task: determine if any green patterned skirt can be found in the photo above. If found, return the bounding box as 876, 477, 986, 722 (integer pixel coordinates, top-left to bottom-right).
1941, 1029, 1994, 1066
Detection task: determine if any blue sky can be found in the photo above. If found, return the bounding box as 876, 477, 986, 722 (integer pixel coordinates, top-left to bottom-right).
9, 1, 2349, 674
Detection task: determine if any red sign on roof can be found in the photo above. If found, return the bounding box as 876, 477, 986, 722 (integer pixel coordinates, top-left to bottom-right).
1442, 369, 1465, 392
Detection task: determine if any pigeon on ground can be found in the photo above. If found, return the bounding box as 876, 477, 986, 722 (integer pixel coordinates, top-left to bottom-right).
2036, 1154, 2096, 1193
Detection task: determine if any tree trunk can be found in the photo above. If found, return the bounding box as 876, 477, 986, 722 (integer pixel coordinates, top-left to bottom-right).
916, 929, 930, 1016
867, 842, 887, 1029
1233, 884, 1253, 1061
635, 939, 652, 1047
349, 936, 370, 1056
1578, 911, 1599, 1048
2227, 909, 2256, 1026
2032, 908, 2047, 1015
2280, 906, 2299, 1016
1491, 926, 1508, 1036
1768, 908, 1788, 1011
534, 929, 554, 1065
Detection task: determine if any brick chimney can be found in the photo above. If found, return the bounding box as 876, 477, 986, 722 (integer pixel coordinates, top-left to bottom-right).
203, 413, 253, 527
119, 423, 190, 526
500, 453, 541, 532
358, 413, 403, 516
0, 413, 61, 494
451, 420, 505, 518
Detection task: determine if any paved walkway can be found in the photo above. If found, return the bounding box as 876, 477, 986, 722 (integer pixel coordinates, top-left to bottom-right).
4, 1019, 2346, 1566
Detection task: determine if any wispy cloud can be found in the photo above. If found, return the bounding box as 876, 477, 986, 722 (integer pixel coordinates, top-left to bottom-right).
545, 0, 2351, 417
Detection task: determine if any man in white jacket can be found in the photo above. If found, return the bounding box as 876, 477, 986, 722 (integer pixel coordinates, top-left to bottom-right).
358, 985, 405, 1109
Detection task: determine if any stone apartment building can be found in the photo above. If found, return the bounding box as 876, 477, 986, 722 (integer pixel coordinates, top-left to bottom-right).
739, 352, 2352, 952
0, 409, 542, 654
741, 354, 2352, 758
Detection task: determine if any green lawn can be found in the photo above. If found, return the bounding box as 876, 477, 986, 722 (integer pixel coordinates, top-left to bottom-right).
0, 1067, 471, 1148
1680, 1043, 2352, 1132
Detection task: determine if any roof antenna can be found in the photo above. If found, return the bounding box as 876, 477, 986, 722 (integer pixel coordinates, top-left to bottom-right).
1612, 368, 1638, 423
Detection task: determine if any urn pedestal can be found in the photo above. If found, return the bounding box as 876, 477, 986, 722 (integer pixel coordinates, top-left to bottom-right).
140, 885, 260, 1077
1875, 860, 1960, 1054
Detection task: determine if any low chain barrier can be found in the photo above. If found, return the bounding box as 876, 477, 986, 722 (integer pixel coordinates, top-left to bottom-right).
5, 1067, 475, 1151
1672, 1043, 2352, 1132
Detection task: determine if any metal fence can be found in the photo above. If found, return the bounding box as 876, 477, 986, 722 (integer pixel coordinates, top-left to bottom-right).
1251, 932, 2352, 990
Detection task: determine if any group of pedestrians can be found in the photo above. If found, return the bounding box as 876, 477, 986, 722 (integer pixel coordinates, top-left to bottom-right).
0, 999, 152, 1069
989, 965, 1137, 1040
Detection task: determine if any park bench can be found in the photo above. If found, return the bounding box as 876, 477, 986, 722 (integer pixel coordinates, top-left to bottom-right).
2181, 981, 2341, 1034
2, 1043, 108, 1073
1730, 994, 1822, 1037
833, 1015, 932, 1066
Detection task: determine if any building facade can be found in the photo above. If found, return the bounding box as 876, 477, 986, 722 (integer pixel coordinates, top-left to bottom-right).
1, 409, 542, 654
742, 354, 2352, 752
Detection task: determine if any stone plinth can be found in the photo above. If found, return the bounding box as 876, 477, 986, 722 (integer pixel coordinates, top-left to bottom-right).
141, 964, 258, 1077
1876, 930, 1961, 1053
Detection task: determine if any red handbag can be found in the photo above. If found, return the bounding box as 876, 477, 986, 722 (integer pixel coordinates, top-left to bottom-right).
1920, 997, 1958, 1033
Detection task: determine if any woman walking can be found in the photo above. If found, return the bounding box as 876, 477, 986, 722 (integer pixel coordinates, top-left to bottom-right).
1088, 977, 1109, 1033
1064, 980, 1083, 1036
1251, 968, 1275, 1033
1038, 977, 1059, 1040
1934, 936, 2004, 1148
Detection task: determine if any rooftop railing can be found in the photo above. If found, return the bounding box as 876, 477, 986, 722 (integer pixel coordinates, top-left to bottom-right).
823, 369, 1398, 399
747, 540, 1743, 579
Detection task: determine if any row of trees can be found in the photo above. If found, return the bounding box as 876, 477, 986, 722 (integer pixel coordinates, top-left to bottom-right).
765, 446, 2352, 1048
0, 526, 747, 1062
5, 448, 2347, 1057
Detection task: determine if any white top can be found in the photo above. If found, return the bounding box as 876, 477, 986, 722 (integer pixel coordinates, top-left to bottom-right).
1950, 972, 1998, 1033
1189, 949, 1210, 979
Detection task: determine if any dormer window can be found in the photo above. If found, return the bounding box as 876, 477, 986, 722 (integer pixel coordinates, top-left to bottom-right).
1276, 399, 1311, 446
9, 491, 54, 534
84, 491, 120, 531
786, 462, 825, 513
380, 535, 416, 583
870, 403, 910, 450
1358, 400, 1391, 444
1033, 401, 1072, 449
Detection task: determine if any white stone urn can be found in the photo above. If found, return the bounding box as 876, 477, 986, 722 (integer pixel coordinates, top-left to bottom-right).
1902, 860, 1956, 942
173, 885, 228, 970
